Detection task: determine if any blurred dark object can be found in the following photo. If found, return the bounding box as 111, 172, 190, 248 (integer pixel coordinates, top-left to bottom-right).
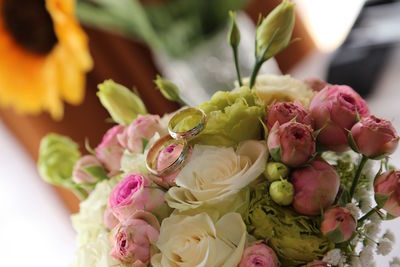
327, 0, 400, 97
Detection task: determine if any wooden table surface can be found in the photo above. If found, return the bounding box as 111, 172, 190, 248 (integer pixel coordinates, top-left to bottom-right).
0, 0, 315, 213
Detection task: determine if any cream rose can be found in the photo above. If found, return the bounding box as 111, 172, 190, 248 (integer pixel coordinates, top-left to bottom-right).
242, 74, 315, 107
151, 212, 247, 267
165, 140, 267, 214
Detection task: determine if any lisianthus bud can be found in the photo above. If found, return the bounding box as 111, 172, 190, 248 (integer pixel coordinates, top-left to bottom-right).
268, 121, 315, 167
304, 77, 328, 92
270, 179, 294, 206
264, 162, 289, 182
239, 241, 280, 267
228, 11, 241, 48
118, 115, 164, 154
108, 173, 169, 222
350, 115, 399, 158
310, 84, 370, 151
374, 170, 400, 217
97, 80, 147, 125
72, 155, 107, 184
321, 207, 356, 243
291, 159, 340, 215
38, 133, 80, 187
154, 75, 185, 105
111, 210, 160, 265
266, 101, 314, 131
256, 0, 295, 61
95, 125, 125, 174
154, 143, 185, 187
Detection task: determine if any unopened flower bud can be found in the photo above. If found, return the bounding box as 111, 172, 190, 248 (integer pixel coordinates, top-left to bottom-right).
264, 162, 289, 182
256, 0, 295, 61
269, 179, 294, 206
97, 80, 147, 125
228, 11, 241, 48
154, 75, 185, 105
72, 155, 107, 184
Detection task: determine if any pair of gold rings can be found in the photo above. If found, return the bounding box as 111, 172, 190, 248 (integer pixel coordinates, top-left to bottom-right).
146, 107, 207, 176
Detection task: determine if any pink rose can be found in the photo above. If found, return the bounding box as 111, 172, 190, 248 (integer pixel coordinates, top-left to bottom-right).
304, 77, 328, 92
104, 207, 119, 230
239, 242, 280, 267
350, 115, 399, 158
267, 121, 316, 167
95, 125, 125, 174
310, 85, 370, 151
72, 155, 105, 184
374, 170, 400, 217
266, 101, 314, 131
110, 210, 160, 266
151, 143, 185, 188
291, 159, 340, 215
321, 207, 356, 243
118, 115, 164, 153
108, 174, 166, 222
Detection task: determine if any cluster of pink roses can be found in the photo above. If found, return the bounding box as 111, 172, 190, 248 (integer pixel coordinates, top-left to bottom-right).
264, 83, 400, 252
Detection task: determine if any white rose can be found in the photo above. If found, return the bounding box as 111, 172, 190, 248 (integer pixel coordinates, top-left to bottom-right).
71, 178, 118, 245
242, 74, 315, 107
165, 140, 267, 214
151, 212, 246, 267
71, 230, 126, 267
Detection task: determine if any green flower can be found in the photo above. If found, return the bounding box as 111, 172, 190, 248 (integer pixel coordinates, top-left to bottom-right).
245, 182, 334, 266
38, 133, 81, 188
177, 87, 264, 146
97, 80, 147, 125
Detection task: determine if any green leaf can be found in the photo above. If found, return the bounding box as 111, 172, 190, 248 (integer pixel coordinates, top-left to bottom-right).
258, 117, 268, 140
82, 165, 108, 182
269, 146, 282, 162
85, 138, 96, 156
375, 192, 391, 208
313, 124, 326, 139
141, 137, 149, 153
347, 129, 359, 153
324, 223, 345, 243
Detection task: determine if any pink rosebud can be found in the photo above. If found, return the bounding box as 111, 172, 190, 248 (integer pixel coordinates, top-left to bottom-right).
104, 207, 119, 230
266, 101, 314, 131
321, 207, 356, 243
374, 170, 400, 217
110, 210, 160, 266
118, 115, 164, 153
239, 241, 280, 267
267, 121, 316, 167
153, 143, 185, 187
108, 174, 166, 222
95, 125, 125, 174
350, 115, 399, 158
72, 155, 105, 184
291, 159, 340, 215
304, 77, 328, 92
310, 85, 370, 152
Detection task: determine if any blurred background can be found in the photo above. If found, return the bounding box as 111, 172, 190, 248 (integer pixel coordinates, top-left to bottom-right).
1, 0, 399, 266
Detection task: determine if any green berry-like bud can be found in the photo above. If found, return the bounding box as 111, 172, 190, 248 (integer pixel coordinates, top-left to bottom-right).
228, 11, 241, 48
97, 80, 147, 125
264, 162, 289, 182
269, 180, 294, 206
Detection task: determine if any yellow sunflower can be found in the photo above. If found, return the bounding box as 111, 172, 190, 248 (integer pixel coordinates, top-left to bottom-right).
0, 0, 92, 120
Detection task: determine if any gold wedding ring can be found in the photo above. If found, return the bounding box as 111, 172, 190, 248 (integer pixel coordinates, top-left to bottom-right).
168, 107, 207, 140
145, 135, 190, 176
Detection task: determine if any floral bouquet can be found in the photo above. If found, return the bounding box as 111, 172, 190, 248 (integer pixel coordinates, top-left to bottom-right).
38, 1, 400, 267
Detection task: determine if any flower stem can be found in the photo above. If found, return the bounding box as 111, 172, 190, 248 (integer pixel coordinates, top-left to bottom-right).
232, 47, 243, 87
349, 155, 368, 199
249, 60, 262, 89
358, 205, 379, 224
